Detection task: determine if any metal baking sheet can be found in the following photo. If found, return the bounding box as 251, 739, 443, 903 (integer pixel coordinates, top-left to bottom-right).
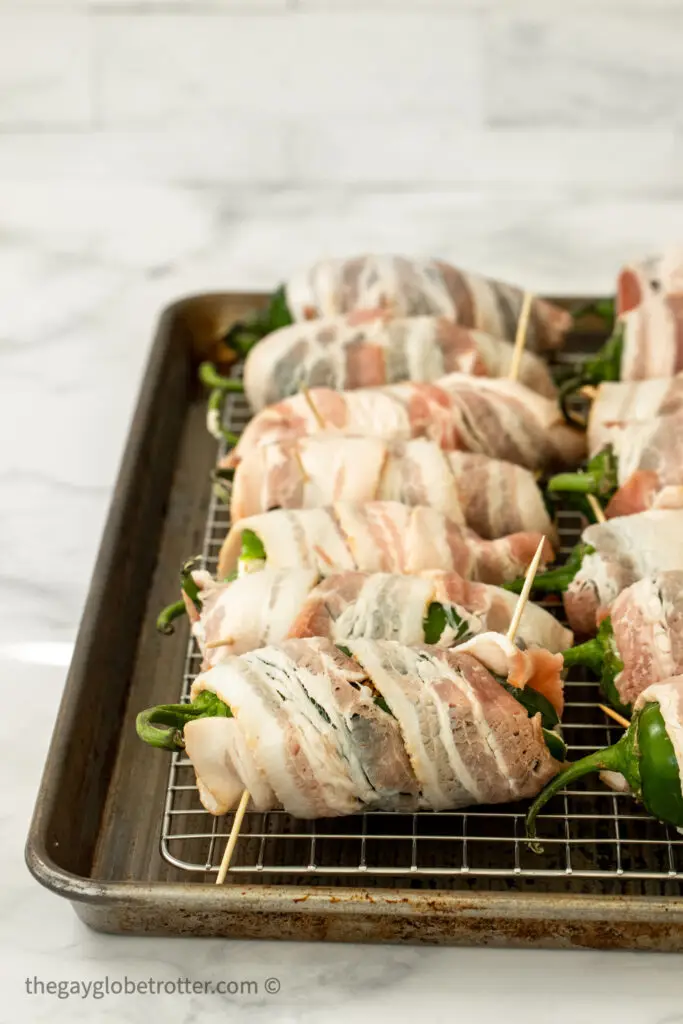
25, 292, 683, 948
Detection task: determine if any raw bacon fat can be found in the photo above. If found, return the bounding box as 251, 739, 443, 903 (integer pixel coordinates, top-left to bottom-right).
603, 412, 683, 517
224, 374, 584, 473
217, 501, 553, 585
609, 571, 683, 707
188, 567, 319, 665
187, 637, 562, 817
284, 255, 571, 352
618, 250, 683, 380
588, 376, 683, 454
188, 568, 572, 669
564, 510, 683, 635
230, 435, 555, 540
243, 312, 557, 411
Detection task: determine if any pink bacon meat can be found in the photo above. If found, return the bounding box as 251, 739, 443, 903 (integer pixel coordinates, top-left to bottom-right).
243, 310, 557, 411
217, 501, 554, 585
588, 374, 683, 454
184, 567, 572, 668
598, 411, 683, 517
564, 510, 683, 635
222, 374, 585, 473
617, 250, 683, 380
285, 254, 571, 352
229, 435, 555, 541
608, 571, 683, 708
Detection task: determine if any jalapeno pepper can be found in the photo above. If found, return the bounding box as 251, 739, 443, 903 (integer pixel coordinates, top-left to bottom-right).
136, 690, 232, 751
526, 696, 683, 850
562, 617, 628, 714
503, 542, 593, 596
155, 556, 202, 635
559, 321, 624, 414
422, 602, 473, 645
199, 363, 244, 444
221, 285, 293, 357
240, 529, 266, 563
547, 445, 619, 504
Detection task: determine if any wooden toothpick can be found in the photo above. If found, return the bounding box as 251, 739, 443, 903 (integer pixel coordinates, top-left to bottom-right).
204, 636, 235, 651
301, 387, 326, 430
215, 788, 251, 885
292, 446, 310, 483
598, 703, 630, 729
508, 291, 534, 382
586, 493, 606, 523
506, 536, 547, 643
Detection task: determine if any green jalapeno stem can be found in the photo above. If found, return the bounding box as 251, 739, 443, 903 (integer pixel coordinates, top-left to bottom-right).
206, 387, 240, 446
240, 528, 266, 562
222, 286, 293, 357
559, 321, 625, 414
181, 558, 202, 611
547, 446, 618, 501
526, 731, 633, 853
198, 362, 245, 393
527, 699, 683, 849
503, 542, 591, 596
136, 690, 232, 751
156, 558, 203, 635
156, 600, 187, 635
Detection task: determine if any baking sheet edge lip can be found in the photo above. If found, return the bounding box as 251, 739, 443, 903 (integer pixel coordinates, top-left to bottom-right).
21, 841, 683, 924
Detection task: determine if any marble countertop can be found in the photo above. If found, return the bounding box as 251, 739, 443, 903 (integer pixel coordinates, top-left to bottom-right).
5, 182, 683, 1022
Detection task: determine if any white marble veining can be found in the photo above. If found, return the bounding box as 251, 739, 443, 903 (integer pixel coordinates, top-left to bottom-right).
485, 8, 683, 128
93, 12, 482, 125
0, 13, 92, 128
5, 0, 683, 1018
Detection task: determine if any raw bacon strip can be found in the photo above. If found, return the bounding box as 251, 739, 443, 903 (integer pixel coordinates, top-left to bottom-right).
217, 501, 554, 585
230, 435, 555, 540
444, 450, 554, 541
183, 716, 276, 815
617, 250, 683, 380
435, 374, 585, 471
564, 510, 683, 635
243, 311, 557, 410
185, 637, 562, 817
188, 567, 319, 665
602, 411, 683, 517
609, 571, 683, 708
588, 375, 683, 454
188, 568, 572, 669
347, 640, 560, 808
223, 375, 585, 473
285, 255, 571, 352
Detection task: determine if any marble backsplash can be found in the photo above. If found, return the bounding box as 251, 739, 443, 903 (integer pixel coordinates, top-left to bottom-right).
1, 2, 683, 192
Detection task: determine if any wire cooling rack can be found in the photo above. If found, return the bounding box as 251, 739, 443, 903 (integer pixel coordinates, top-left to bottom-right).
160, 386, 683, 886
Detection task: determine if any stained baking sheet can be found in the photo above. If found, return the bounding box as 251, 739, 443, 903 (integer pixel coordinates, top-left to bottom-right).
25, 293, 683, 946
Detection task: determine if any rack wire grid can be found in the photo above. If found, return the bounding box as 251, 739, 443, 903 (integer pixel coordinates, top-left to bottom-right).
160, 381, 683, 889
